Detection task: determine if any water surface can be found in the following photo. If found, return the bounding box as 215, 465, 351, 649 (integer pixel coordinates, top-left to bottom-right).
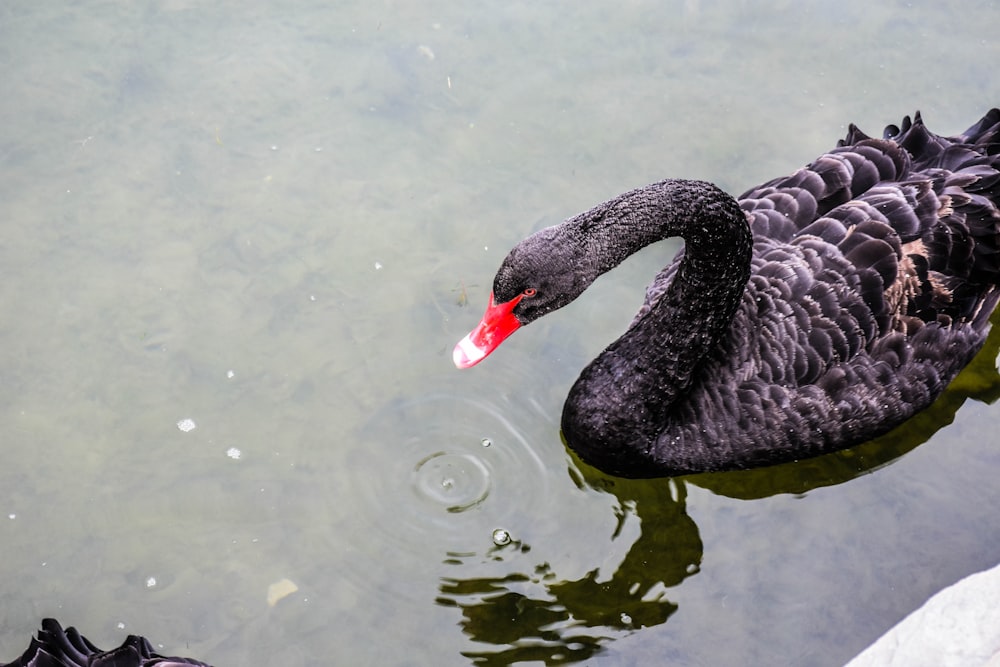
1, 1, 999, 665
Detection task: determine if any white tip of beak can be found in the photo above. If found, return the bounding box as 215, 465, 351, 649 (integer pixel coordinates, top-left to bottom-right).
453, 333, 488, 369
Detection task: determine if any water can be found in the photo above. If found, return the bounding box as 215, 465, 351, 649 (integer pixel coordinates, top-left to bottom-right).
1, 1, 999, 665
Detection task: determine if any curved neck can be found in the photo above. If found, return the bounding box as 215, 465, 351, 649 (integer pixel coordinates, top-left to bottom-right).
562, 180, 752, 472
570, 178, 752, 319
645, 180, 752, 357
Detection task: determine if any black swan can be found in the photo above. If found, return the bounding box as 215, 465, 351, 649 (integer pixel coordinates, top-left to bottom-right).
0, 619, 212, 667
453, 109, 1000, 478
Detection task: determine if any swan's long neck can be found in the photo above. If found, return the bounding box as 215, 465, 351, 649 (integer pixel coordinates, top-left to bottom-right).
576, 179, 751, 280
562, 179, 752, 475
571, 179, 752, 327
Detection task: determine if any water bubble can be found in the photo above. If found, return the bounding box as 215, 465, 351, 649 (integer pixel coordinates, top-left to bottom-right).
492, 528, 511, 546
480, 437, 492, 447
413, 452, 491, 513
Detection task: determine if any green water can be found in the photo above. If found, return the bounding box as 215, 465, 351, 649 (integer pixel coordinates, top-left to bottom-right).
1, 1, 998, 665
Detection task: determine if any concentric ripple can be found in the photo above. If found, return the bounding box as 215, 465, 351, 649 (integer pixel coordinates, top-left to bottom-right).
412, 451, 492, 513
350, 391, 557, 559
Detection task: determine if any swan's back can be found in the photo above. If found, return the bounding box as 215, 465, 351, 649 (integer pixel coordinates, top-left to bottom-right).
635, 110, 1000, 475
745, 113, 1000, 334
743, 110, 1000, 335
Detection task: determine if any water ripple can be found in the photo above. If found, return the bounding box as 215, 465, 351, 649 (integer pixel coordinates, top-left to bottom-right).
345, 390, 556, 602
412, 451, 492, 513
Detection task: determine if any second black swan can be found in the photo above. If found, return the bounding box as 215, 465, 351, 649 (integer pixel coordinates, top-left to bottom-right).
0, 619, 212, 667
454, 108, 1000, 478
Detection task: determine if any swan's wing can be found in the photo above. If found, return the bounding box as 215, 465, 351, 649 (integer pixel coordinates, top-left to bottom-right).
738, 138, 912, 241
740, 110, 1000, 336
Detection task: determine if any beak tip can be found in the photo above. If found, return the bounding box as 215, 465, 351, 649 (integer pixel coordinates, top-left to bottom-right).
453, 334, 487, 369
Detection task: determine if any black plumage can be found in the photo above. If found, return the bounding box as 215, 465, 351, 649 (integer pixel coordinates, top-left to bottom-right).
455, 109, 1000, 478
0, 619, 212, 667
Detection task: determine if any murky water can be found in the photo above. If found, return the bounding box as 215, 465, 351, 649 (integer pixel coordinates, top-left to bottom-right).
1, 1, 998, 665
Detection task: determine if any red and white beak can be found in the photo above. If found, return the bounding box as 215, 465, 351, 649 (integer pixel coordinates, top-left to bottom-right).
453, 292, 524, 368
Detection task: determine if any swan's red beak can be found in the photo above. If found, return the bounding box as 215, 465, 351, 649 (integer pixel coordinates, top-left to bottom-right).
453, 292, 524, 368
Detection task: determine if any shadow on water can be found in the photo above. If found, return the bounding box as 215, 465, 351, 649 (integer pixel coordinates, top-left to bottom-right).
436, 476, 700, 665
432, 308, 1000, 663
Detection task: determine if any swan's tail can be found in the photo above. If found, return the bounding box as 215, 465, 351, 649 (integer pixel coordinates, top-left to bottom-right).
955, 107, 1000, 154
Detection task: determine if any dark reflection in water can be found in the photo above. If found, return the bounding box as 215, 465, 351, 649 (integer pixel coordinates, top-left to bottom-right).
437, 476, 700, 665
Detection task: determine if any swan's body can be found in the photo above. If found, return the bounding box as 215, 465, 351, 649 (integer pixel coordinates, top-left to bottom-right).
1, 618, 212, 667
454, 109, 1000, 478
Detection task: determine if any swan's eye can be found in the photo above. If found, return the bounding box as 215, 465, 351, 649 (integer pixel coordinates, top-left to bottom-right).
522, 288, 537, 298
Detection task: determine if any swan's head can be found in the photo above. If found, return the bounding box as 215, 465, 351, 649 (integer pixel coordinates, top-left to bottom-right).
453, 225, 591, 369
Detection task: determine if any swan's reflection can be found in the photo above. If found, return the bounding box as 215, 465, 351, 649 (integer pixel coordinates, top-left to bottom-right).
436, 476, 700, 664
